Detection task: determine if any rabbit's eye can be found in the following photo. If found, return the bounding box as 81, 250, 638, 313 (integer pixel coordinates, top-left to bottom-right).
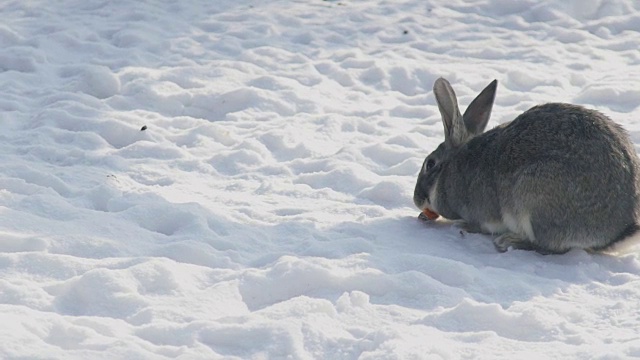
425, 159, 436, 171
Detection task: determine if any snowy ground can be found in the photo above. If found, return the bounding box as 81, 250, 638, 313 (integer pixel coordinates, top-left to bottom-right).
2, 0, 640, 359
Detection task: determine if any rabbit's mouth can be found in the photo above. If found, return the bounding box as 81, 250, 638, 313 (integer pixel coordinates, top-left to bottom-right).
415, 189, 440, 221
419, 208, 440, 221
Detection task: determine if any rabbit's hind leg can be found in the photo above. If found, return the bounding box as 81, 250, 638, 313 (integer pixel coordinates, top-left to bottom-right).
493, 233, 569, 254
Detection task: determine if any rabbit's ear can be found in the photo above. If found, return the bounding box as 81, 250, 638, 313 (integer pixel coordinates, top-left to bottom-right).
463, 80, 497, 135
433, 78, 463, 147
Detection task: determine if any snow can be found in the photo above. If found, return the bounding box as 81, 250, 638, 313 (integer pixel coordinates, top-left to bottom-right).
1, 0, 640, 358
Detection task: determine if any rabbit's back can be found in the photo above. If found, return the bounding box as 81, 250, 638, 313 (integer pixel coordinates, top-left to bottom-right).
491, 103, 640, 251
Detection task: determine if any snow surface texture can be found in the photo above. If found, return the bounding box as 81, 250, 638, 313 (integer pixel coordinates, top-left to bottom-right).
2, 0, 640, 359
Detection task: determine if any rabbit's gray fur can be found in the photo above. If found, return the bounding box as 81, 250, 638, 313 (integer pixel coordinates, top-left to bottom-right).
414, 78, 640, 254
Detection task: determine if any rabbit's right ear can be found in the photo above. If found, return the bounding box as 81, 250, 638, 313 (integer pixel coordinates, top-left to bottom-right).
433, 78, 463, 148
463, 79, 497, 136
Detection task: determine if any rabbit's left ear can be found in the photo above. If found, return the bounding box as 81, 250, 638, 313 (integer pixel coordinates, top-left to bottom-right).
433, 78, 464, 148
463, 80, 498, 136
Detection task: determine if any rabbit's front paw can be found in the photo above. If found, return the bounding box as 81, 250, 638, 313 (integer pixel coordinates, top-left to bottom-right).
455, 221, 485, 234
493, 233, 535, 252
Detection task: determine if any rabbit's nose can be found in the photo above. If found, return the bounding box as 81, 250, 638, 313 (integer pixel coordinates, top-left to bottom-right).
413, 189, 426, 209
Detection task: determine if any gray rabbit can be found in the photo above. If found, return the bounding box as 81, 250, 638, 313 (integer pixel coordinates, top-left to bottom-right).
414, 78, 640, 254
